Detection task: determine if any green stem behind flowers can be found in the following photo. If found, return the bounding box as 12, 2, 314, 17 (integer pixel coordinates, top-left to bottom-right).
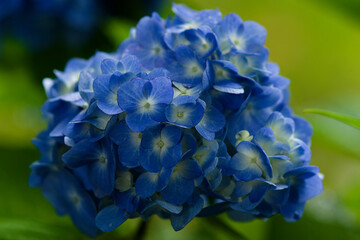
304, 108, 360, 130
204, 216, 248, 240
134, 220, 148, 240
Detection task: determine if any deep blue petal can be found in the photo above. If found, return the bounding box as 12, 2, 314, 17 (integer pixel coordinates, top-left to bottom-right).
62, 140, 102, 168
161, 173, 194, 205
171, 194, 204, 231
95, 205, 128, 232
135, 172, 159, 198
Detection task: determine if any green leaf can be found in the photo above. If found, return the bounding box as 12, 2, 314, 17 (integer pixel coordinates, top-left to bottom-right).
304, 109, 360, 130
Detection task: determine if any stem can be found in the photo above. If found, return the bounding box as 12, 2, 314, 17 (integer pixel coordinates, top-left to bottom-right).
204, 216, 248, 240
134, 220, 148, 240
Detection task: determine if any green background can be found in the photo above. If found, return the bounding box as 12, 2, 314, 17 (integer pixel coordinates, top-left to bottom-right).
1, 0, 360, 239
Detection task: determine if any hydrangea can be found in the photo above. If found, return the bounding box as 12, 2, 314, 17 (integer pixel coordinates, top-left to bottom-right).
30, 3, 323, 237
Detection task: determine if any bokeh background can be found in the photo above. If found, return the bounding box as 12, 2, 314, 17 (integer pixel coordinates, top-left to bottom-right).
0, 0, 359, 239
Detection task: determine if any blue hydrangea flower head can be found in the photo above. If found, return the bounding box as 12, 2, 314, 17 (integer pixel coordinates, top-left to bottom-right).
30, 3, 323, 237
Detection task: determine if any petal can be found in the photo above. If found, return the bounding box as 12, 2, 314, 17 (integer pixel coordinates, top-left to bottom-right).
176, 159, 202, 179
161, 173, 194, 205
135, 172, 159, 198
136, 17, 165, 48
234, 164, 262, 181
171, 195, 204, 231
140, 148, 162, 173
165, 97, 205, 128
93, 74, 123, 115
62, 140, 102, 168
95, 205, 128, 232
149, 76, 174, 104
160, 144, 182, 169
120, 55, 142, 74
100, 59, 117, 74
161, 125, 182, 146
125, 111, 156, 132
141, 124, 162, 149
170, 45, 205, 86
242, 21, 267, 53
88, 155, 116, 198
193, 145, 218, 176
195, 106, 225, 140
117, 78, 146, 113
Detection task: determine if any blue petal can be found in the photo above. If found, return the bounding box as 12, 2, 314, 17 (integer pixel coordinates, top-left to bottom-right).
149, 76, 174, 104
293, 116, 313, 145
230, 141, 272, 181
95, 205, 128, 232
62, 140, 102, 168
192, 145, 218, 176
161, 173, 194, 205
160, 144, 182, 169
177, 159, 202, 179
184, 27, 217, 59
288, 138, 311, 167
109, 121, 141, 167
79, 101, 112, 130
265, 112, 295, 142
156, 200, 183, 214
242, 21, 267, 53
280, 202, 306, 222
148, 68, 171, 80
251, 86, 281, 109
169, 45, 205, 86
205, 168, 223, 190
100, 59, 117, 74
157, 168, 173, 191
165, 96, 205, 128
140, 148, 162, 173
161, 125, 182, 146
195, 106, 225, 140
140, 124, 162, 149
87, 152, 116, 198
210, 60, 251, 93
42, 169, 98, 237
216, 13, 243, 39
172, 3, 222, 28
181, 133, 197, 159
136, 17, 165, 49
117, 78, 146, 113
115, 189, 140, 213
214, 13, 244, 54
120, 55, 142, 74
135, 172, 159, 198
140, 125, 182, 171
254, 127, 289, 156
285, 166, 323, 203
78, 71, 95, 103
141, 200, 182, 219
164, 31, 189, 51
171, 194, 204, 231
125, 111, 157, 132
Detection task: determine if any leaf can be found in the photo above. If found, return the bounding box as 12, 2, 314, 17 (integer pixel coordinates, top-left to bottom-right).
304, 109, 360, 130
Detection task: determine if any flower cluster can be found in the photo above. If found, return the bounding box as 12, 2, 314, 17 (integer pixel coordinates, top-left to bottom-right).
30, 3, 323, 237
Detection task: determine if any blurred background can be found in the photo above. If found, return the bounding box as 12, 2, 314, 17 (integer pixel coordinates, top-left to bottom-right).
0, 0, 359, 239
